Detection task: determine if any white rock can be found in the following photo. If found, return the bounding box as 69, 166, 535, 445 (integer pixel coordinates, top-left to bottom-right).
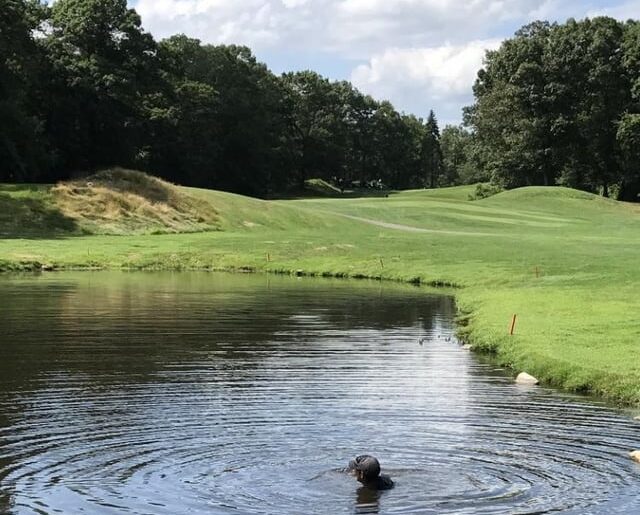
634, 416, 640, 421
629, 451, 640, 463
462, 344, 473, 350
515, 372, 539, 385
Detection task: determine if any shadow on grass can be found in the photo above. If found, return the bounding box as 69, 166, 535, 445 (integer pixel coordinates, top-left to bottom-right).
0, 193, 79, 239
0, 184, 49, 194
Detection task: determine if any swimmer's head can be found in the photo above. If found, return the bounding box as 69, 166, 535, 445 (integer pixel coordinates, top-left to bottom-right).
349, 455, 381, 483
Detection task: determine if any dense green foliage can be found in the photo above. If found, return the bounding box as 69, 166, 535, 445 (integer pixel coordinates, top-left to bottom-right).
3, 2, 639, 200
440, 125, 486, 186
1, 0, 444, 195
0, 0, 50, 180
463, 18, 640, 201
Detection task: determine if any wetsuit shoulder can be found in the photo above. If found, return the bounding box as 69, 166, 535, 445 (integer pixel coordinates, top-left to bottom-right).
377, 475, 394, 490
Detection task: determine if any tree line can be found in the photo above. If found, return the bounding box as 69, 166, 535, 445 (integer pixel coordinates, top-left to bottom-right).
1, 0, 447, 195
5, 2, 638, 200
450, 17, 640, 201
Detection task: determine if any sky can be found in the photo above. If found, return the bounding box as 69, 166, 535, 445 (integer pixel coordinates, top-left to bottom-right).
128, 0, 639, 125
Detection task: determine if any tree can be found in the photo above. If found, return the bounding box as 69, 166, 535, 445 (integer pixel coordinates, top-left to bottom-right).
440, 125, 481, 185
420, 110, 443, 188
202, 45, 288, 194
568, 18, 629, 196
616, 114, 640, 201
371, 103, 419, 189
469, 21, 557, 188
151, 37, 291, 194
618, 21, 640, 201
42, 0, 160, 174
340, 83, 380, 184
0, 0, 444, 196
0, 0, 50, 181
280, 71, 346, 188
623, 21, 640, 104
468, 17, 638, 199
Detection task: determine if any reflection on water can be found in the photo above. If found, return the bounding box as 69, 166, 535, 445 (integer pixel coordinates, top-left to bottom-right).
355, 486, 381, 514
0, 272, 639, 514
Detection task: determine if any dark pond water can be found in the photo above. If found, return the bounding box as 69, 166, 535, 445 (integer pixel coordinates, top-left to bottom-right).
0, 272, 639, 514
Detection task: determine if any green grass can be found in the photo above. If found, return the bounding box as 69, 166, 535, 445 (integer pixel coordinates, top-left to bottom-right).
0, 184, 78, 237
0, 169, 220, 238
1, 176, 640, 405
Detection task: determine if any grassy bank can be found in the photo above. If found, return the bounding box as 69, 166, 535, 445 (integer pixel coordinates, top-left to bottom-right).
1, 172, 639, 405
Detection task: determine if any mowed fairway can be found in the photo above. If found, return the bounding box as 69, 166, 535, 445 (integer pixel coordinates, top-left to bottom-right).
292, 187, 640, 403
1, 183, 640, 404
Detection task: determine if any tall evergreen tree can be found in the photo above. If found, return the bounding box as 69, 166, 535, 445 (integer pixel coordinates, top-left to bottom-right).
421, 110, 443, 188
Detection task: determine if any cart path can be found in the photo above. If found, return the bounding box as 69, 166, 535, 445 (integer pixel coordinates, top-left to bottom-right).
334, 213, 502, 237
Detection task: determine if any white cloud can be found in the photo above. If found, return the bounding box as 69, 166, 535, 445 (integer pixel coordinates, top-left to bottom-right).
351, 40, 502, 123
135, 0, 548, 54
281, 0, 309, 7
587, 0, 640, 20
325, 0, 546, 56
132, 0, 638, 122
135, 0, 285, 47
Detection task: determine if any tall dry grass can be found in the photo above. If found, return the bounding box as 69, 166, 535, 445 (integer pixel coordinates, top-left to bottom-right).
52, 169, 219, 234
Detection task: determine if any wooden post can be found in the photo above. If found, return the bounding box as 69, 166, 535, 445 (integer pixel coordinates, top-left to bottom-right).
380, 258, 384, 269
509, 314, 517, 335
535, 266, 539, 278
267, 253, 271, 262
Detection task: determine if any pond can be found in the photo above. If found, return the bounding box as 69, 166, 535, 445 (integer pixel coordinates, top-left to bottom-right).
0, 272, 638, 514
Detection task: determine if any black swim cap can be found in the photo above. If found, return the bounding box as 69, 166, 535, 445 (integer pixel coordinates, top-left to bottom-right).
353, 455, 381, 480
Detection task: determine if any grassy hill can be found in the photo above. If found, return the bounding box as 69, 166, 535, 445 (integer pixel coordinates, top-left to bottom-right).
1, 172, 639, 405
0, 169, 220, 237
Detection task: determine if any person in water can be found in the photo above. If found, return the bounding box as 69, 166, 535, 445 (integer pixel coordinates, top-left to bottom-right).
347, 455, 394, 490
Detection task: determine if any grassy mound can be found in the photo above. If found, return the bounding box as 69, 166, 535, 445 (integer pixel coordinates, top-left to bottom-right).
52, 169, 219, 235
0, 184, 78, 238
486, 186, 601, 203
303, 178, 343, 196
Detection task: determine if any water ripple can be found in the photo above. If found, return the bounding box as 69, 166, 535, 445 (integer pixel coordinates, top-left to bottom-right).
0, 273, 639, 514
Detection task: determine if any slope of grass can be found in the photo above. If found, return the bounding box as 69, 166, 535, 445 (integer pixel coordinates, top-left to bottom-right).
304, 178, 343, 196
0, 184, 78, 238
0, 169, 223, 238
52, 169, 220, 235
1, 175, 639, 405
